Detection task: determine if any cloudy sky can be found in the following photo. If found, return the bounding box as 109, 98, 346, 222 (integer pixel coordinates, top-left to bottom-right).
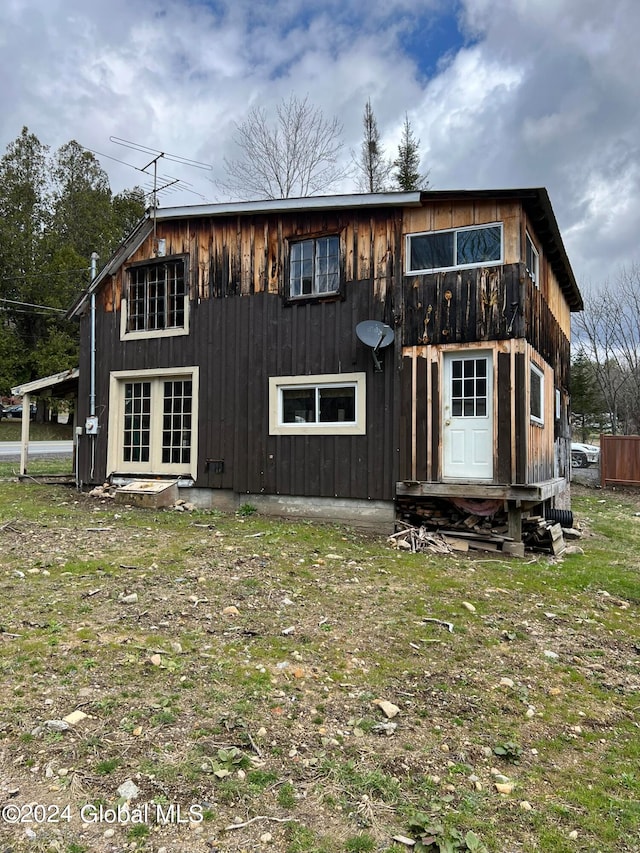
1, 0, 638, 289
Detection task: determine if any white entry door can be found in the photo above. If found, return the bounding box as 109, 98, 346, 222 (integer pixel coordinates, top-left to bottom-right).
442, 351, 493, 480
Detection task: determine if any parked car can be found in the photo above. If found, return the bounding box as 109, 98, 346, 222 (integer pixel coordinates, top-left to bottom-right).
571, 442, 600, 468
4, 403, 37, 420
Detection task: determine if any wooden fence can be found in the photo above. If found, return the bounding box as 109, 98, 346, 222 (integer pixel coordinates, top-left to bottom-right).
600, 435, 640, 487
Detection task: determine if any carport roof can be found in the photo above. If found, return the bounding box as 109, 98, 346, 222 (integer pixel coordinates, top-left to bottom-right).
11, 367, 79, 399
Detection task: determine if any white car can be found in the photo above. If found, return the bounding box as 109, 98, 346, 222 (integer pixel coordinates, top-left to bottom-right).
571, 442, 600, 468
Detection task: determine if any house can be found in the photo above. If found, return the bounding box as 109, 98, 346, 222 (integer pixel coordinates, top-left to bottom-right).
65, 189, 582, 534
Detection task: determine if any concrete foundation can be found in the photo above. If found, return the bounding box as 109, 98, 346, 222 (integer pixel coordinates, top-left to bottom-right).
179, 488, 396, 532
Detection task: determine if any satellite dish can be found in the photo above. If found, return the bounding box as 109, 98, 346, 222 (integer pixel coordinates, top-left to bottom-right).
356, 320, 395, 371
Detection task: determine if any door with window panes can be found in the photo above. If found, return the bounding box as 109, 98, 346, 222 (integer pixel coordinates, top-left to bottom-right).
442, 351, 493, 480
117, 376, 193, 475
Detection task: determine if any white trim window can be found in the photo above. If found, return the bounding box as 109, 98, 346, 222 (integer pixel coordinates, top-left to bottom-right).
269, 373, 366, 435
525, 232, 539, 288
108, 367, 199, 478
406, 223, 503, 274
289, 236, 340, 298
530, 362, 544, 426
121, 257, 189, 341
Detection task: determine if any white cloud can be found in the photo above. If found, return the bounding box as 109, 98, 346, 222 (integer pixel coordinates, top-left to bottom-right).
1, 0, 639, 285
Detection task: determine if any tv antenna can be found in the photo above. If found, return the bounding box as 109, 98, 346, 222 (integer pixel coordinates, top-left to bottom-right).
109, 137, 213, 251
110, 137, 212, 205
356, 320, 395, 371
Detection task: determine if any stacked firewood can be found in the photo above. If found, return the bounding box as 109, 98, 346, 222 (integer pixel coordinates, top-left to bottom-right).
521, 516, 566, 555
394, 497, 576, 555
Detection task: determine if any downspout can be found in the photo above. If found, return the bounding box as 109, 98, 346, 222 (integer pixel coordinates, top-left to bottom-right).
89, 252, 99, 481
90, 252, 98, 419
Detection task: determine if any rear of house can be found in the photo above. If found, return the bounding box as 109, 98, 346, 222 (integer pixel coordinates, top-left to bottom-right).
67, 189, 581, 532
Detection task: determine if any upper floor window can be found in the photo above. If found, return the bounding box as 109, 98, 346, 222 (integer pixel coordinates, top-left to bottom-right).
530, 362, 544, 426
525, 232, 539, 288
289, 236, 340, 298
122, 257, 188, 340
406, 223, 503, 274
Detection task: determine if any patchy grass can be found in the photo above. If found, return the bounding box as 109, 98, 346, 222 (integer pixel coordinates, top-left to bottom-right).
0, 419, 73, 439
0, 483, 637, 852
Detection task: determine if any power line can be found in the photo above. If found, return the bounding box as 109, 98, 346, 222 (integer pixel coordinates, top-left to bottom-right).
0, 298, 66, 314
0, 268, 90, 284
109, 137, 213, 171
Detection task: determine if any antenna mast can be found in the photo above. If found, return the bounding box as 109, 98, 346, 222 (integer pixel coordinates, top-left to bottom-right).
109, 137, 213, 254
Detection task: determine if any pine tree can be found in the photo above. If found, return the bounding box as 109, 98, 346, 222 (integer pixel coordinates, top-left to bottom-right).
354, 99, 392, 193
0, 129, 145, 392
393, 114, 429, 191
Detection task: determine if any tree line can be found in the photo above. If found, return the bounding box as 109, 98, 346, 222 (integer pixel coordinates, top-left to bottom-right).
0, 99, 429, 396
221, 95, 429, 199
0, 127, 145, 396
572, 266, 640, 438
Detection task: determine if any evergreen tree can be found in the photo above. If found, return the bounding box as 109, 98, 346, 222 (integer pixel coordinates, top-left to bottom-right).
570, 353, 605, 441
0, 127, 51, 358
0, 128, 145, 393
393, 114, 429, 191
354, 99, 392, 193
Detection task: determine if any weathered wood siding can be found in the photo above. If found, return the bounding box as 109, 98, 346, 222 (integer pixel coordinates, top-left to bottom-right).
76, 209, 402, 501
76, 196, 574, 501
523, 212, 571, 338
398, 340, 569, 486
106, 210, 399, 306
402, 200, 522, 262
402, 264, 570, 390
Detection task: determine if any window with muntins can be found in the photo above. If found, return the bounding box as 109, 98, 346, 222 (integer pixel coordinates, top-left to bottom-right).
162, 379, 192, 464
123, 377, 192, 466
110, 368, 198, 478
126, 259, 186, 334
450, 357, 488, 417
289, 236, 340, 297
407, 224, 503, 274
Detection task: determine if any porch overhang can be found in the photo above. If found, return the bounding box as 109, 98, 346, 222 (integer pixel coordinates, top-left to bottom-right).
396, 477, 567, 506
10, 368, 79, 479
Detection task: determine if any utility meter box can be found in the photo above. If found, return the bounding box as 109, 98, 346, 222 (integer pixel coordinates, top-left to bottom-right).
85, 416, 99, 435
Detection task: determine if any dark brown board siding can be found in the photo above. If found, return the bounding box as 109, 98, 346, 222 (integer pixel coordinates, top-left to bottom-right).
514, 353, 527, 484
76, 286, 397, 502
496, 352, 512, 483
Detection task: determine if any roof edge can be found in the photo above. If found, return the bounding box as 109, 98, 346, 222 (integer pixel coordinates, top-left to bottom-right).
12, 367, 79, 397
153, 191, 423, 221
66, 217, 153, 319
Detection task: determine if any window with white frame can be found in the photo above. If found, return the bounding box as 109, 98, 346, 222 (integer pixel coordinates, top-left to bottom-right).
122, 257, 188, 340
289, 236, 340, 298
269, 373, 366, 435
530, 363, 544, 425
108, 367, 199, 477
406, 223, 503, 274
526, 232, 539, 287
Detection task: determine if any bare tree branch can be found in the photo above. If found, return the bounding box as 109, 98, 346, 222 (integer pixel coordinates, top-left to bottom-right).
573, 265, 640, 433
220, 95, 348, 200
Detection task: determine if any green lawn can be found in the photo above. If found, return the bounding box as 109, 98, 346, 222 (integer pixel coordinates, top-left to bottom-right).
0, 483, 637, 852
